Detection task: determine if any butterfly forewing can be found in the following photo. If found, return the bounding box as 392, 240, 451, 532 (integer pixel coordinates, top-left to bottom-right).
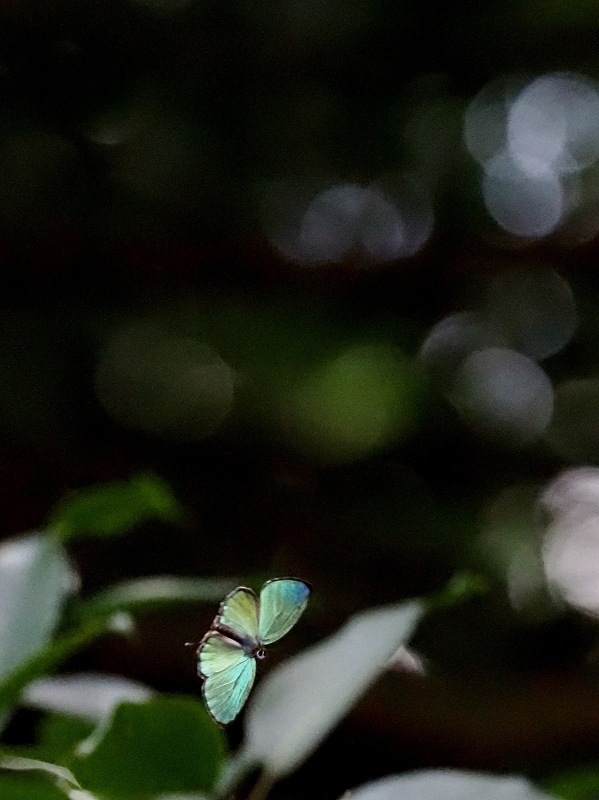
198, 633, 257, 725
258, 578, 311, 645
216, 586, 260, 643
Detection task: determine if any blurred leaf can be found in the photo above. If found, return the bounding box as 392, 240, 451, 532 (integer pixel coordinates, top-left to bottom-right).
543, 765, 599, 800
0, 533, 74, 728
50, 474, 186, 541
341, 771, 554, 800
71, 697, 226, 800
78, 576, 236, 620
0, 533, 73, 680
0, 714, 93, 766
152, 796, 209, 800
30, 714, 95, 764
0, 757, 99, 799
427, 571, 489, 613
23, 673, 154, 723
221, 600, 424, 792
0, 616, 116, 715
0, 773, 69, 800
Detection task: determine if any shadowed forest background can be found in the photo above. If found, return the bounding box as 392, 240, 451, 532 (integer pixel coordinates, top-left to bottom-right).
4, 1, 599, 799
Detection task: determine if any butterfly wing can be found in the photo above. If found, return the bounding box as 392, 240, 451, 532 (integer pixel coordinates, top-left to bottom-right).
258, 578, 311, 646
215, 586, 260, 643
198, 632, 257, 725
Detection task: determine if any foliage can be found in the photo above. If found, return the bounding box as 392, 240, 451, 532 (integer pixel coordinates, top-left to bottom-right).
0, 477, 525, 800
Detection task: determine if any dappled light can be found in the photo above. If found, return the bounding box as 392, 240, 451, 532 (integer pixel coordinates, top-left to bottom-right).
95, 324, 235, 441
485, 267, 577, 359
419, 267, 581, 445
542, 468, 599, 614
4, 2, 599, 799
421, 267, 576, 391
465, 71, 599, 239
483, 150, 565, 238
508, 74, 599, 177
419, 311, 504, 384
464, 74, 528, 169
262, 178, 433, 266
451, 348, 553, 443
280, 343, 418, 462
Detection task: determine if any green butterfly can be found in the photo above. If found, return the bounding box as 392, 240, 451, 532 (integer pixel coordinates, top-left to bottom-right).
197, 578, 311, 725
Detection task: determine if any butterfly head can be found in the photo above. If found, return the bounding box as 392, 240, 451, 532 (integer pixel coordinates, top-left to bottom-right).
251, 644, 266, 660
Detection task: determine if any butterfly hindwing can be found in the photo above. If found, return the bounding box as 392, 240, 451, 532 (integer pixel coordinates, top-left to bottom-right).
258, 578, 311, 646
216, 586, 260, 642
198, 632, 256, 725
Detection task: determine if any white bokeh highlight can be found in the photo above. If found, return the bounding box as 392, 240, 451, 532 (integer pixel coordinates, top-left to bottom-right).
419, 311, 504, 383
262, 178, 433, 266
508, 73, 599, 177
465, 71, 599, 239
451, 348, 553, 443
542, 468, 599, 614
482, 149, 563, 238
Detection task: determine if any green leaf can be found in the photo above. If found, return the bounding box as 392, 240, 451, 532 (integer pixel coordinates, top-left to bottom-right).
543, 765, 599, 800
0, 616, 115, 714
426, 571, 489, 613
71, 697, 226, 800
50, 474, 186, 541
0, 756, 99, 799
339, 771, 554, 800
0, 774, 66, 800
0, 533, 74, 728
0, 533, 73, 681
31, 714, 96, 764
152, 796, 209, 800
0, 713, 93, 765
221, 599, 424, 792
23, 674, 154, 723
78, 576, 236, 620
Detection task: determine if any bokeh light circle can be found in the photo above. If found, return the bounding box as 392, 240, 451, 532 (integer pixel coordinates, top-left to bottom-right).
485, 267, 577, 360
451, 347, 553, 443
261, 178, 432, 266
482, 149, 563, 238
508, 72, 599, 177
419, 312, 503, 383
281, 343, 418, 462
542, 468, 599, 614
466, 71, 599, 239
464, 74, 527, 167
95, 324, 235, 441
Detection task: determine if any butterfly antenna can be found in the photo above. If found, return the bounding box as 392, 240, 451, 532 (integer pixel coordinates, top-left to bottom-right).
185, 641, 200, 648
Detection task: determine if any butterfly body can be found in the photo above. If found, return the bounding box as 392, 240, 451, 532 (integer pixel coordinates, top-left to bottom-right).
208, 623, 266, 659
197, 578, 310, 725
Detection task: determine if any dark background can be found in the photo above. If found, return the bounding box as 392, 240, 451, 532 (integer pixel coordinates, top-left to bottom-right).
2, 1, 599, 798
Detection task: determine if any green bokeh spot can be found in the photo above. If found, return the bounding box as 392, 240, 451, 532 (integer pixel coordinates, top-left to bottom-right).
289, 343, 419, 462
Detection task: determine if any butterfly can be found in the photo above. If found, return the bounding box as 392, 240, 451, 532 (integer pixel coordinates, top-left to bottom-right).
197, 578, 311, 725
